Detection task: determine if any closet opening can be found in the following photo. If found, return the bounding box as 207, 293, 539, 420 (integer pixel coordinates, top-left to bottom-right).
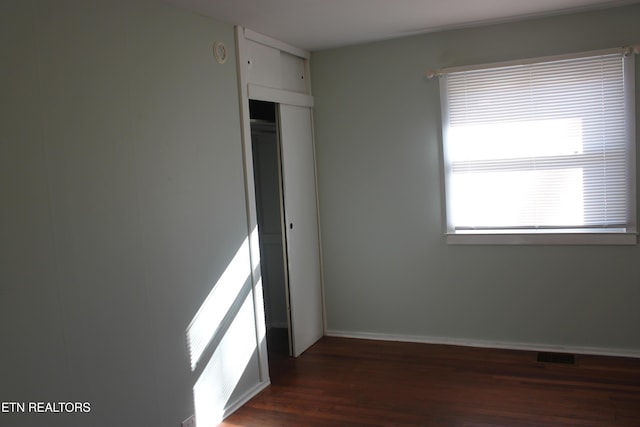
249, 100, 292, 363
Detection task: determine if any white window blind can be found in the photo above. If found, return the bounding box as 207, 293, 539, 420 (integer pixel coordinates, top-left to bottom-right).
440, 51, 636, 243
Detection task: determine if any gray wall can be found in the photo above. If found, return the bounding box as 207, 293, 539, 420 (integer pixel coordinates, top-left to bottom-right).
312, 5, 640, 353
0, 0, 260, 426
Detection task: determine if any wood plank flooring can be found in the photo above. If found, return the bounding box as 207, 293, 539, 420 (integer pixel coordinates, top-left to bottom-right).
219, 336, 640, 426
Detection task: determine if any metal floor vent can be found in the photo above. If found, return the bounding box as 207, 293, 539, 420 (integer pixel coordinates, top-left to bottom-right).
536, 352, 576, 365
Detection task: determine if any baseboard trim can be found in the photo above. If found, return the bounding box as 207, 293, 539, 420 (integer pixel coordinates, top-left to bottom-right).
223, 380, 270, 421
325, 330, 640, 359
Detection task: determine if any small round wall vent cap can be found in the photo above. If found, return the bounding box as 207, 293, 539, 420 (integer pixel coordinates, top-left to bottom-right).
213, 41, 227, 64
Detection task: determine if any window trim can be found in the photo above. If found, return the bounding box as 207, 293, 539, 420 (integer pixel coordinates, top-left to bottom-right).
439, 50, 637, 245
445, 232, 637, 245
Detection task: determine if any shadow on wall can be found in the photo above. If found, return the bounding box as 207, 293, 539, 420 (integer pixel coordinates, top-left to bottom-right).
186, 227, 264, 426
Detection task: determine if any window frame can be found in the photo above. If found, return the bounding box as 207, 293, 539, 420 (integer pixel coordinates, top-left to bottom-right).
439, 49, 637, 245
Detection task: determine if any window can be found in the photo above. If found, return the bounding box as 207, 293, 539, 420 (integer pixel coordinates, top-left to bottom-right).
439, 49, 637, 244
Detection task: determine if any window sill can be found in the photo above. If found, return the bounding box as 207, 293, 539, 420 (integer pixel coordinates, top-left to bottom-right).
446, 232, 638, 245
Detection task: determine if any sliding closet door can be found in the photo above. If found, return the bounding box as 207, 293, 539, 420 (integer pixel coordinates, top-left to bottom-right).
279, 104, 323, 357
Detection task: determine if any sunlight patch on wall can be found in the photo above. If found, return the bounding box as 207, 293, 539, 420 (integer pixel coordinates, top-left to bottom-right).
192, 289, 258, 426
186, 227, 259, 371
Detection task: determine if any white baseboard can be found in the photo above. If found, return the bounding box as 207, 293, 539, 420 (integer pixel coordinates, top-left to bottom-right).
325, 330, 640, 359
222, 380, 270, 421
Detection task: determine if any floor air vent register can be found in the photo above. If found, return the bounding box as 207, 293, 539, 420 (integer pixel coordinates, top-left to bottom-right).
536, 352, 577, 365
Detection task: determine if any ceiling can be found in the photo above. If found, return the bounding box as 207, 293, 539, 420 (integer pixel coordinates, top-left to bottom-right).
165, 0, 639, 51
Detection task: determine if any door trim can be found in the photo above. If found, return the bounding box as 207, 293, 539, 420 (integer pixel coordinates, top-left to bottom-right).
248, 84, 314, 108
235, 26, 270, 385
235, 25, 326, 384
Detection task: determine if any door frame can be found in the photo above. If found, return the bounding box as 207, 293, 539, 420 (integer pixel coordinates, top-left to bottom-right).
234, 26, 326, 384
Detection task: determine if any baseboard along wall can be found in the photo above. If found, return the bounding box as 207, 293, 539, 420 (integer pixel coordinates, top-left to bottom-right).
325, 330, 640, 359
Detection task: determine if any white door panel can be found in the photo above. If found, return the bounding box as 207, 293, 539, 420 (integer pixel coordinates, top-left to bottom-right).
279, 104, 324, 357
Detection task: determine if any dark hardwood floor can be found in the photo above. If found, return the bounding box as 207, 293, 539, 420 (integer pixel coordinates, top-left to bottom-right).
220, 336, 640, 426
